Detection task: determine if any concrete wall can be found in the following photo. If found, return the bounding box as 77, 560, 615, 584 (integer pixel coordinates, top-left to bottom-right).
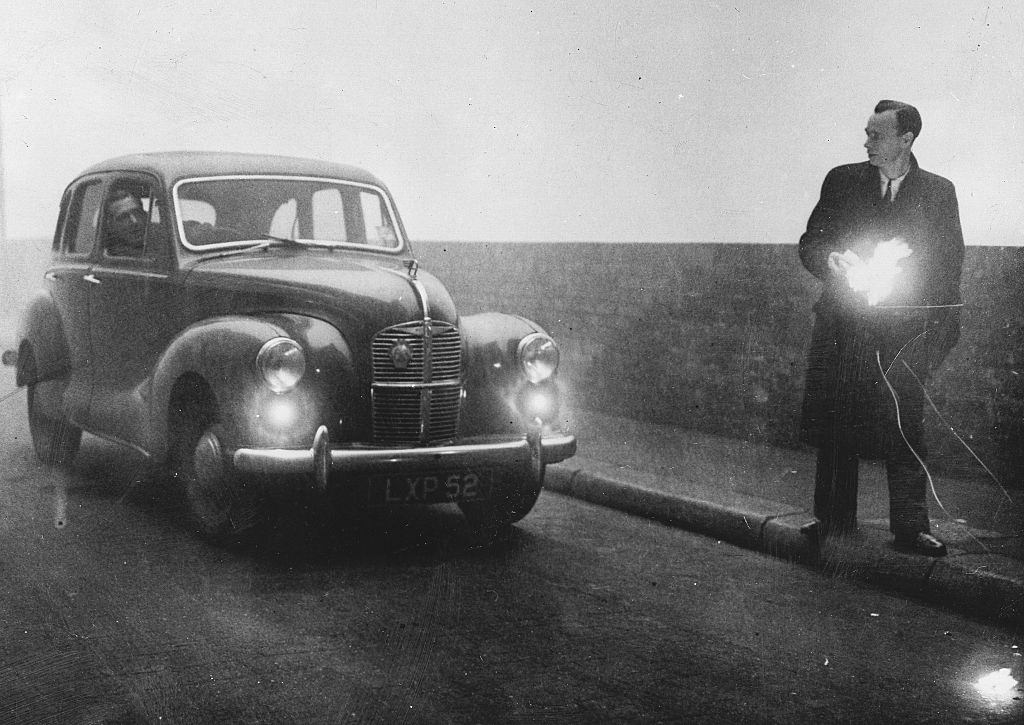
3, 239, 1021, 487
415, 242, 1024, 488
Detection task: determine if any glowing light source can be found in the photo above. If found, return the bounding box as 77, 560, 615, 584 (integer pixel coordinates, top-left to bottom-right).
973, 668, 1019, 702
265, 398, 298, 428
523, 389, 554, 420
843, 238, 912, 306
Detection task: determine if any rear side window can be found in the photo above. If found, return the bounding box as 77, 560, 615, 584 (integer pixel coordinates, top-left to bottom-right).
61, 180, 105, 256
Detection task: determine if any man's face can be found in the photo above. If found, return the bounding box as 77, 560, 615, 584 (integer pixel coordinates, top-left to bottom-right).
864, 111, 910, 171
107, 196, 146, 244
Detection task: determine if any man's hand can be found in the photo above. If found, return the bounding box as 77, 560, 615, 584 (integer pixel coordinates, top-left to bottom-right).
834, 240, 913, 306
827, 249, 862, 276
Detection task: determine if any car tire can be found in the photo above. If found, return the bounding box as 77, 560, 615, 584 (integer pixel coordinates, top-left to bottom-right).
459, 463, 545, 538
170, 421, 265, 545
24, 351, 82, 466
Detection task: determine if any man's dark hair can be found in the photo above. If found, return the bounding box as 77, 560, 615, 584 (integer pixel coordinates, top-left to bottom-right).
874, 99, 922, 140
106, 188, 140, 216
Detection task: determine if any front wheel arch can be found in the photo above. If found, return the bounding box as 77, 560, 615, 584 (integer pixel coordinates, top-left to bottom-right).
167, 374, 218, 454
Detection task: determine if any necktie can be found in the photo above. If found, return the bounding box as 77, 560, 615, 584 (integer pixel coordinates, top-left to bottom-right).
883, 179, 893, 203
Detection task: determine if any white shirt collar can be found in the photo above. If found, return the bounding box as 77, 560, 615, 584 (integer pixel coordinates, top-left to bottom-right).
880, 167, 910, 199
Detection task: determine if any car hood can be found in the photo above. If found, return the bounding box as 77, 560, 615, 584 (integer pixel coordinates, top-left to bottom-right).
182, 251, 459, 337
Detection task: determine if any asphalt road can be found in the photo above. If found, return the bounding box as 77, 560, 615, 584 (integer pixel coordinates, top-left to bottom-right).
0, 384, 1021, 724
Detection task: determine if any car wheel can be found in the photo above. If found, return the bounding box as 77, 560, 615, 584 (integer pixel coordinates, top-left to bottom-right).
24, 351, 82, 466
170, 422, 264, 544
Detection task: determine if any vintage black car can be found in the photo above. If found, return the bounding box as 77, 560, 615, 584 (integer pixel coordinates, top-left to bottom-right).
15, 152, 575, 541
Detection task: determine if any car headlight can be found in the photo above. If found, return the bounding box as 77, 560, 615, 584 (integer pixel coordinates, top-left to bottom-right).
256, 337, 306, 393
518, 333, 559, 383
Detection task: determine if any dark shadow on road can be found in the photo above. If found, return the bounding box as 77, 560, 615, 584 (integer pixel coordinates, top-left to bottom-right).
50, 434, 542, 572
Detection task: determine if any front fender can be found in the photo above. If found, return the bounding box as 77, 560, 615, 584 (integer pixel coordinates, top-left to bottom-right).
149, 315, 356, 462
256, 313, 362, 442
16, 289, 70, 386
459, 312, 559, 435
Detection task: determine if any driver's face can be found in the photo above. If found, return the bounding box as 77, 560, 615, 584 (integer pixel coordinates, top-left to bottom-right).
108, 196, 146, 241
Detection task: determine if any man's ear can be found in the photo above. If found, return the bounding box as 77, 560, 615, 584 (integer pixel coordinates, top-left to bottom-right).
901, 131, 915, 147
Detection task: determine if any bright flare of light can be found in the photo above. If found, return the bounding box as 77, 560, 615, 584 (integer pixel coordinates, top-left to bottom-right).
845, 238, 913, 306
522, 390, 554, 421
973, 668, 1018, 701
266, 398, 298, 428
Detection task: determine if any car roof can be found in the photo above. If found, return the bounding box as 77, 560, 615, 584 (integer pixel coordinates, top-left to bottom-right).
78, 151, 387, 188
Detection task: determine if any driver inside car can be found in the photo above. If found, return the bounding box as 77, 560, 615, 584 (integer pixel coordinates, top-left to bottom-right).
104, 189, 148, 256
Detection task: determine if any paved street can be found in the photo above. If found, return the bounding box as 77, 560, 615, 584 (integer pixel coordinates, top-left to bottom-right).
1, 379, 1021, 724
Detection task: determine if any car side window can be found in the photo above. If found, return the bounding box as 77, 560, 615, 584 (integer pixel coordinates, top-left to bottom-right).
179, 199, 216, 226
61, 180, 105, 257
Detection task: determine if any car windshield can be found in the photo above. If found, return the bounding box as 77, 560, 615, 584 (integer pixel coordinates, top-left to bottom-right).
174, 175, 401, 252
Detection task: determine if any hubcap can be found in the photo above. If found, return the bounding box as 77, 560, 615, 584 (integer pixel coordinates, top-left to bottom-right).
193, 430, 225, 483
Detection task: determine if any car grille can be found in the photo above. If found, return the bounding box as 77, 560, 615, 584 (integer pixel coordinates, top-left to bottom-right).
371, 322, 462, 445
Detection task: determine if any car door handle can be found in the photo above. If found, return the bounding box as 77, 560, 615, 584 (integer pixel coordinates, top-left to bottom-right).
44, 271, 60, 281
83, 274, 101, 285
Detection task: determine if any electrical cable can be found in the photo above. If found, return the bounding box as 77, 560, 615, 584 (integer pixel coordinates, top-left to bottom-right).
0, 386, 24, 406
883, 330, 929, 377
875, 349, 949, 518
876, 347, 1013, 554
900, 360, 1014, 503
876, 295, 1012, 501
875, 349, 981, 550
876, 303, 964, 309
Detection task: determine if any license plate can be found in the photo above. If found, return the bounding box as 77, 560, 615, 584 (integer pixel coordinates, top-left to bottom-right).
368, 470, 492, 506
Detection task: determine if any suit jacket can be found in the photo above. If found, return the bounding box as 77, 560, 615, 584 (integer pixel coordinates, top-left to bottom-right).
798, 155, 964, 457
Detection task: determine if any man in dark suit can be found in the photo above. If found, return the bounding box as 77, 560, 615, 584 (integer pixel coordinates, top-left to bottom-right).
798, 99, 964, 556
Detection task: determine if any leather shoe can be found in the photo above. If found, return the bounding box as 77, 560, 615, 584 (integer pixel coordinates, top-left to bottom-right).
895, 532, 947, 557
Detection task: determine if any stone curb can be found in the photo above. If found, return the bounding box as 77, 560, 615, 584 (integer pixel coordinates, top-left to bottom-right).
545, 463, 1023, 627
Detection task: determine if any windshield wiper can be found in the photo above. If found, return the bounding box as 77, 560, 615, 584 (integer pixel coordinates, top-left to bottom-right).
263, 234, 303, 246
190, 235, 341, 267
190, 241, 272, 265
263, 234, 339, 249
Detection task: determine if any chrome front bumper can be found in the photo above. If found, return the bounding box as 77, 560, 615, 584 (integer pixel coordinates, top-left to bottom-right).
232, 425, 577, 491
